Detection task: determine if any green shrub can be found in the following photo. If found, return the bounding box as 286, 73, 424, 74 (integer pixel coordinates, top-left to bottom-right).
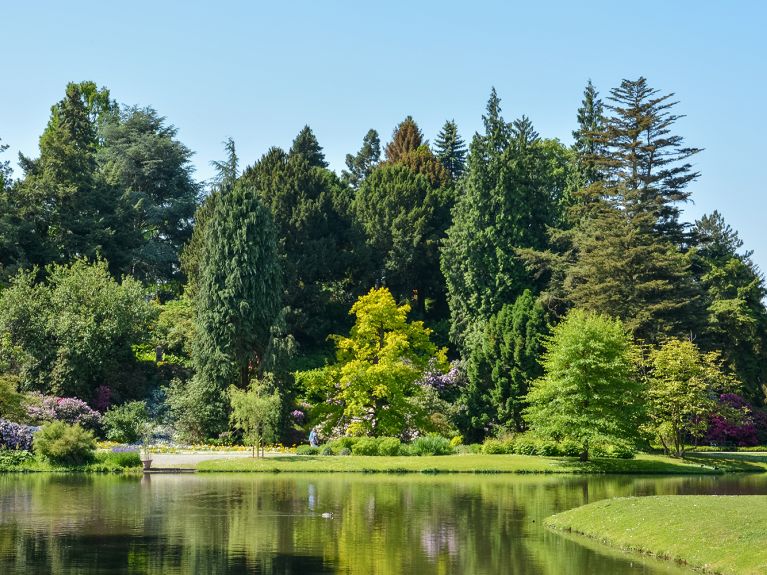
455, 444, 481, 454
537, 440, 561, 456
351, 437, 379, 455
511, 435, 538, 455
33, 422, 96, 465
0, 449, 34, 469
334, 437, 360, 450
95, 450, 141, 468
412, 434, 454, 456
378, 437, 401, 456
295, 445, 319, 455
338, 447, 352, 456
482, 439, 510, 454
449, 435, 463, 448
559, 438, 583, 457
103, 401, 149, 444
319, 445, 334, 456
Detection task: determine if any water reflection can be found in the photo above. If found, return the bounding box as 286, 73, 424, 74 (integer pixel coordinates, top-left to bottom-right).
1, 472, 764, 574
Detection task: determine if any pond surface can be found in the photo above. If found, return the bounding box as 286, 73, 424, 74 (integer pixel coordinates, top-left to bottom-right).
1, 471, 765, 574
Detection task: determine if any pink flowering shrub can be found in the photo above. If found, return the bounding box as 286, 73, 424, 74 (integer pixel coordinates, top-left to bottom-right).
26, 393, 102, 430
705, 394, 764, 447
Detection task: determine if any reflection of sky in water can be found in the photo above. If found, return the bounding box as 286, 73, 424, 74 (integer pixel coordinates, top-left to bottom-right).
420, 524, 458, 559
308, 483, 316, 511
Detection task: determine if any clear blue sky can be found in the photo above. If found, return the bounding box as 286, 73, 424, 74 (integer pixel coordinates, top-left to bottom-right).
2, 1, 765, 269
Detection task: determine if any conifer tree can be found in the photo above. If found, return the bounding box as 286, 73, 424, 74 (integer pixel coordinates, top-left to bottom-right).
384, 116, 424, 162
289, 125, 328, 168
342, 129, 381, 189
433, 120, 467, 180
572, 80, 606, 186
189, 180, 281, 437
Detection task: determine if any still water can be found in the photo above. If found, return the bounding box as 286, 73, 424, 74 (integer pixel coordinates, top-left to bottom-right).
1, 472, 765, 574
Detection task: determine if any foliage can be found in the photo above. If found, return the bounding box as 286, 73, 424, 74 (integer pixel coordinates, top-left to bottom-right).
0, 259, 155, 399
295, 444, 319, 455
524, 310, 643, 460
102, 401, 150, 443
342, 129, 381, 189
461, 290, 548, 439
99, 449, 142, 468
410, 434, 454, 456
289, 125, 328, 168
645, 339, 738, 456
25, 393, 102, 430
0, 374, 26, 421
0, 419, 36, 450
433, 119, 467, 180
705, 394, 763, 447
228, 377, 282, 457
298, 288, 447, 437
384, 116, 424, 162
190, 180, 281, 437
33, 421, 96, 465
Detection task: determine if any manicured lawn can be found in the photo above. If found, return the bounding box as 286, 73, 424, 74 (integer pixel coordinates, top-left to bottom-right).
196, 453, 735, 474
545, 495, 767, 575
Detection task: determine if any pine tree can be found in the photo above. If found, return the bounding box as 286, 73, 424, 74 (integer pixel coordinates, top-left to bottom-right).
384, 116, 425, 162
190, 180, 281, 437
572, 80, 606, 186
433, 120, 467, 180
289, 125, 327, 168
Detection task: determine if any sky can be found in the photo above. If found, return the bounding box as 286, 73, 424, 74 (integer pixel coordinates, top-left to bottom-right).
2, 1, 766, 269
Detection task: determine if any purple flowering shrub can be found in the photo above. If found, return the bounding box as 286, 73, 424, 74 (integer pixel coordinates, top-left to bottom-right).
0, 419, 36, 451
92, 385, 113, 413
26, 393, 102, 430
705, 393, 763, 447
291, 409, 305, 424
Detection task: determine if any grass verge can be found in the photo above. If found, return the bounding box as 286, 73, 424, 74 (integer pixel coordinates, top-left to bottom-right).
545, 495, 767, 575
196, 453, 737, 474
0, 450, 142, 473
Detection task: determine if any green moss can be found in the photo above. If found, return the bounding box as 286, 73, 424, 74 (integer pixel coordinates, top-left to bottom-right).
545, 495, 767, 574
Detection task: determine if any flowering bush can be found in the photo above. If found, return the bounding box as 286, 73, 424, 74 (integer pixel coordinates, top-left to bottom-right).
705, 394, 760, 447
418, 360, 465, 392
290, 409, 305, 424
0, 419, 37, 451
92, 385, 113, 413
26, 393, 102, 430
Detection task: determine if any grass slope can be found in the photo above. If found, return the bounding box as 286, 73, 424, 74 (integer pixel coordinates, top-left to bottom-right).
546, 496, 767, 575
196, 453, 733, 474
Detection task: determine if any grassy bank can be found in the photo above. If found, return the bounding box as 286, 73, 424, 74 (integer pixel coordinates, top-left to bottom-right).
196, 453, 745, 474
0, 451, 142, 473
545, 495, 767, 575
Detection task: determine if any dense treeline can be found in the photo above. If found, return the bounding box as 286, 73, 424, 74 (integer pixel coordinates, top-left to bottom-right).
1, 77, 766, 450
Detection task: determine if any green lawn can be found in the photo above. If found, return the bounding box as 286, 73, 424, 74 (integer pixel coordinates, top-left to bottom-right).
196, 453, 737, 474
545, 495, 767, 575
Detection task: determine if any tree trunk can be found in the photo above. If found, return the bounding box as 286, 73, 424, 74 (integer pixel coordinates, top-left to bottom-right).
579, 448, 589, 462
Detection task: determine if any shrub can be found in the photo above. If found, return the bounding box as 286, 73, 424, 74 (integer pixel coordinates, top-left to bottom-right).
103, 401, 149, 443
482, 439, 511, 454
26, 393, 102, 430
96, 450, 141, 468
0, 375, 26, 421
0, 449, 34, 468
0, 419, 37, 451
411, 434, 454, 456
295, 445, 319, 455
338, 447, 352, 456
449, 435, 463, 448
351, 437, 379, 455
33, 422, 96, 465
559, 438, 583, 457
319, 445, 334, 456
378, 437, 402, 456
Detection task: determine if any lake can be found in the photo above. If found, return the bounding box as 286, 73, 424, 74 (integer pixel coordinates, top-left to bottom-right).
1, 472, 765, 574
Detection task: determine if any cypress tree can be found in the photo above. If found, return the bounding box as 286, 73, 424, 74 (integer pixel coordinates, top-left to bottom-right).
190, 180, 281, 437
342, 129, 381, 189
384, 116, 425, 162
433, 120, 467, 180
289, 125, 328, 168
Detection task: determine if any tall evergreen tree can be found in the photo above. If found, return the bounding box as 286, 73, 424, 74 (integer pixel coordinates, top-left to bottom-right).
98, 106, 200, 283
572, 80, 606, 186
342, 129, 381, 189
384, 116, 424, 162
189, 180, 281, 436
289, 125, 328, 168
433, 120, 467, 180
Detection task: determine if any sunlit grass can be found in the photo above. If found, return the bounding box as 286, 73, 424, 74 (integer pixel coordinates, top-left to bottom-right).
546, 495, 767, 574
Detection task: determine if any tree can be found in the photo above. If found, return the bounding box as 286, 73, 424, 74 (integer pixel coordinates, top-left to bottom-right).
433, 120, 467, 180
442, 89, 571, 347
297, 288, 447, 437
181, 138, 239, 297
98, 106, 200, 283
289, 125, 328, 168
189, 180, 281, 437
384, 116, 424, 162
572, 80, 606, 186
342, 129, 381, 189
461, 290, 547, 440
0, 259, 154, 399
229, 376, 281, 457
646, 339, 738, 456
17, 82, 114, 266
242, 147, 359, 345
524, 310, 643, 461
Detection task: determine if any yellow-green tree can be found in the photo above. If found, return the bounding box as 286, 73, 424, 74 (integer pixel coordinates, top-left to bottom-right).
228, 377, 281, 457
298, 288, 447, 437
646, 339, 737, 456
